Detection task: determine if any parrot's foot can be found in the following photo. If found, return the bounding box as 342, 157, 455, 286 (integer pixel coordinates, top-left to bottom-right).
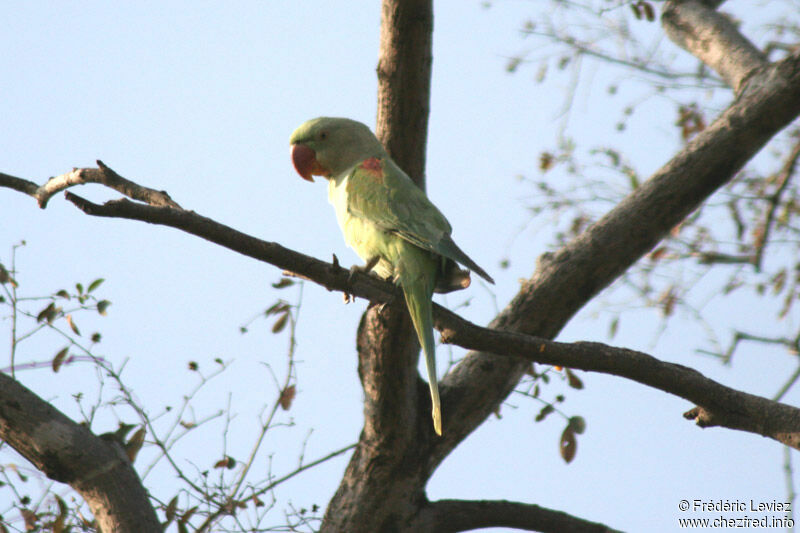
348, 255, 381, 282
344, 257, 380, 304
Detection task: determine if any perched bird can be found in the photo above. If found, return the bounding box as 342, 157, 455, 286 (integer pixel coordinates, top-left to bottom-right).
289, 117, 494, 435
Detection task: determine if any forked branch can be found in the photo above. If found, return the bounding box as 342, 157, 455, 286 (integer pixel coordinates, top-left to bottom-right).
3, 167, 798, 449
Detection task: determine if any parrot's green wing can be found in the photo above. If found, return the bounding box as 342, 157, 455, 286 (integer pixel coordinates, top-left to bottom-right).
346, 157, 495, 284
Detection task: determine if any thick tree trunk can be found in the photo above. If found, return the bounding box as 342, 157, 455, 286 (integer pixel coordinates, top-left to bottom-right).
2, 1, 799, 532
319, 0, 800, 531
319, 1, 437, 531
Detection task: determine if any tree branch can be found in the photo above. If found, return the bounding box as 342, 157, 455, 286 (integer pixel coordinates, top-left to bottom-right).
375, 0, 432, 188
59, 191, 398, 305
3, 27, 799, 533
5, 171, 797, 449
662, 0, 767, 93
753, 136, 800, 270
322, 1, 438, 530
0, 373, 161, 532
424, 499, 620, 533
0, 172, 39, 197
434, 308, 800, 450
429, 47, 800, 476
2, 160, 179, 209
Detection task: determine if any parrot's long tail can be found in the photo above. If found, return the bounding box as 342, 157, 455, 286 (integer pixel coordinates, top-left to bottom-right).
402, 274, 441, 436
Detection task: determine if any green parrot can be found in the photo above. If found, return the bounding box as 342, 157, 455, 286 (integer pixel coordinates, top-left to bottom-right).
289, 117, 494, 436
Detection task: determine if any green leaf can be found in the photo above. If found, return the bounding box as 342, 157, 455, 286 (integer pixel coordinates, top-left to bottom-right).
264, 301, 290, 316
96, 300, 111, 316
271, 278, 295, 289
506, 57, 522, 73
164, 495, 179, 525
535, 403, 554, 422
642, 1, 656, 21
87, 278, 105, 293
37, 302, 57, 323
568, 415, 587, 435
608, 317, 619, 339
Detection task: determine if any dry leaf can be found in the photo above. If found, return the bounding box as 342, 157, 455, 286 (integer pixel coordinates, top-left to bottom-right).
52, 347, 69, 373
560, 426, 577, 463
279, 385, 296, 410
66, 314, 81, 336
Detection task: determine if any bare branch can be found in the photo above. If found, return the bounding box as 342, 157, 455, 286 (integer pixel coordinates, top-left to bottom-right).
1, 160, 180, 209
6, 169, 795, 449
429, 47, 800, 474
425, 499, 620, 533
60, 192, 398, 304
662, 0, 767, 92
753, 137, 800, 270
0, 172, 39, 196
519, 27, 725, 87
435, 307, 800, 450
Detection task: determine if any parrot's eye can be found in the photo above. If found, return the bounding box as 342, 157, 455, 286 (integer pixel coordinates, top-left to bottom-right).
320, 131, 328, 140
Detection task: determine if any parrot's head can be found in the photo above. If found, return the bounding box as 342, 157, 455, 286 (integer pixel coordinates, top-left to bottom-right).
289, 117, 386, 182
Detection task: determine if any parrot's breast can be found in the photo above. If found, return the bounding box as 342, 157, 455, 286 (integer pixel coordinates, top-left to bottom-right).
328, 172, 395, 279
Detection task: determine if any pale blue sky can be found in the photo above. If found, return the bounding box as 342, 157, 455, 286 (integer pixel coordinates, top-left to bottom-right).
2, 2, 797, 532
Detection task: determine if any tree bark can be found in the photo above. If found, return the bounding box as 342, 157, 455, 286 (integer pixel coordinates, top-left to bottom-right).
375, 0, 433, 189
2, 1, 800, 531
0, 373, 161, 532
423, 499, 620, 533
320, 1, 437, 530
430, 39, 800, 476
322, 0, 800, 530
662, 0, 766, 93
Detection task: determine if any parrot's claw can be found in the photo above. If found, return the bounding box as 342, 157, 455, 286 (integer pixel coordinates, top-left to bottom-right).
348, 256, 381, 283
343, 256, 381, 304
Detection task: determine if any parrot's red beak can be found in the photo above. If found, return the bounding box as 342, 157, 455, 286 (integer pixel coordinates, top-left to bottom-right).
291, 143, 326, 182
